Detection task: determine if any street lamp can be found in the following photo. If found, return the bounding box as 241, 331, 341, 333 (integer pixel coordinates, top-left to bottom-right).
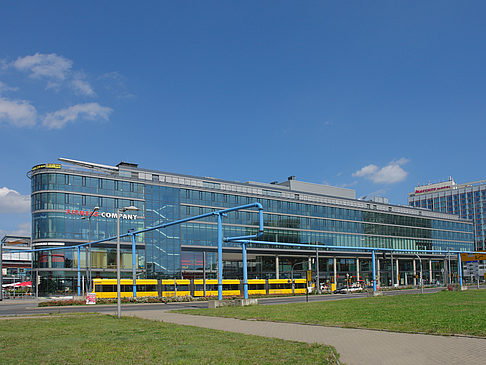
82, 206, 99, 293
117, 205, 139, 319
448, 248, 452, 285
414, 253, 423, 294
290, 260, 308, 295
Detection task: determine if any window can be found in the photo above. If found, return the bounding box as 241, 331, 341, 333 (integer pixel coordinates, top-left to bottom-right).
64, 194, 69, 204
82, 176, 86, 186
115, 181, 119, 190
262, 189, 282, 198
130, 183, 134, 192
65, 174, 70, 185
203, 181, 221, 189
152, 174, 159, 182
82, 195, 86, 206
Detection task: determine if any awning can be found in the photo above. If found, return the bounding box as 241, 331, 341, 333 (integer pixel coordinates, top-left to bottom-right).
2, 281, 31, 288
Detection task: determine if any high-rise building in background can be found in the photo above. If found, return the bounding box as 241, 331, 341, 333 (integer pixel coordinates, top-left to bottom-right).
408, 177, 486, 250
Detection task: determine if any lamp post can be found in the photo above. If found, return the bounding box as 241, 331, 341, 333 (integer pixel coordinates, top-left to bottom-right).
290, 260, 308, 295
82, 206, 99, 293
448, 248, 452, 284
117, 205, 139, 319
414, 253, 423, 294
315, 246, 320, 294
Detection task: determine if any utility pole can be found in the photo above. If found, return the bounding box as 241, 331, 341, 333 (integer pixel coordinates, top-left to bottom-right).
316, 247, 320, 293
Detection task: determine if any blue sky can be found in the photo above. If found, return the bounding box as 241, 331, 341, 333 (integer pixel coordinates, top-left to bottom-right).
1, 1, 485, 237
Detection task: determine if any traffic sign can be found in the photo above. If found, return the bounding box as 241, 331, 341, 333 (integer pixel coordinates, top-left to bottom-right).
306, 270, 312, 282
460, 253, 486, 262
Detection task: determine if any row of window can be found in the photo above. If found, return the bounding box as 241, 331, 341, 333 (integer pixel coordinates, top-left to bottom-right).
179, 205, 472, 239
412, 200, 486, 210
178, 222, 471, 251
182, 189, 471, 232
32, 173, 144, 199
34, 248, 144, 269
32, 192, 144, 212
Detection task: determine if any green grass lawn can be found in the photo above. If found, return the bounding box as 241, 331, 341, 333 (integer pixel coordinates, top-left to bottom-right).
0, 314, 339, 364
177, 290, 486, 337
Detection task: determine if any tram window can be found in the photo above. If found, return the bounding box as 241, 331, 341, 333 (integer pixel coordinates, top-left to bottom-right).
137, 285, 157, 292
222, 284, 240, 291
248, 284, 265, 290
100, 285, 116, 292
121, 285, 134, 292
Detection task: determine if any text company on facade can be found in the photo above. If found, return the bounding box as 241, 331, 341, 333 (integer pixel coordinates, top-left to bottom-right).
66, 209, 139, 220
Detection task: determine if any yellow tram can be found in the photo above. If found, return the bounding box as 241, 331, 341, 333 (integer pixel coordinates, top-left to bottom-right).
92, 278, 308, 298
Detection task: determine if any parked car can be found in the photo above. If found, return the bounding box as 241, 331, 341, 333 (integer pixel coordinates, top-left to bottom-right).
333, 285, 363, 294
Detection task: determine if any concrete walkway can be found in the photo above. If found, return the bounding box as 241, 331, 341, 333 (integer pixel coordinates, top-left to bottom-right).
123, 309, 486, 365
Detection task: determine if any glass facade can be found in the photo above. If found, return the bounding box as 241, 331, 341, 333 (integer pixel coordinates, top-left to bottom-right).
30, 162, 474, 294
409, 180, 486, 250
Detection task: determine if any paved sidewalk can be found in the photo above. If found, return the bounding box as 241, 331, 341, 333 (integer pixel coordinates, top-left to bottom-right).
123, 309, 486, 365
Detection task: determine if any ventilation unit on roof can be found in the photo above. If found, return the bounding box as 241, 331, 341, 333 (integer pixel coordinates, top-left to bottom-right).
117, 161, 139, 168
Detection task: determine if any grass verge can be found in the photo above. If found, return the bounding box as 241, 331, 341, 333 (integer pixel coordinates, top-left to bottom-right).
177, 290, 486, 337
0, 313, 339, 364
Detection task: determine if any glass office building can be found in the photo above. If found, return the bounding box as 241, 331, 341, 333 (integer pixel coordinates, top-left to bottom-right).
408, 178, 486, 251
30, 159, 473, 294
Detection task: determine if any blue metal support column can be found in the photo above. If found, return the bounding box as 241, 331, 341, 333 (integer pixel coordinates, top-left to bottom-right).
372, 250, 376, 294
458, 252, 463, 287
242, 241, 248, 299
132, 234, 137, 298
217, 213, 223, 300
77, 246, 81, 296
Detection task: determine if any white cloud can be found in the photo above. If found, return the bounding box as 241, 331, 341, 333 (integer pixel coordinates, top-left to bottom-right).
0, 81, 18, 94
0, 187, 30, 214
42, 102, 112, 129
353, 164, 379, 177
13, 53, 72, 80
353, 159, 409, 184
394, 157, 409, 165
100, 72, 134, 99
12, 54, 97, 96
0, 222, 31, 238
0, 97, 37, 127
71, 78, 95, 96
1, 53, 121, 129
